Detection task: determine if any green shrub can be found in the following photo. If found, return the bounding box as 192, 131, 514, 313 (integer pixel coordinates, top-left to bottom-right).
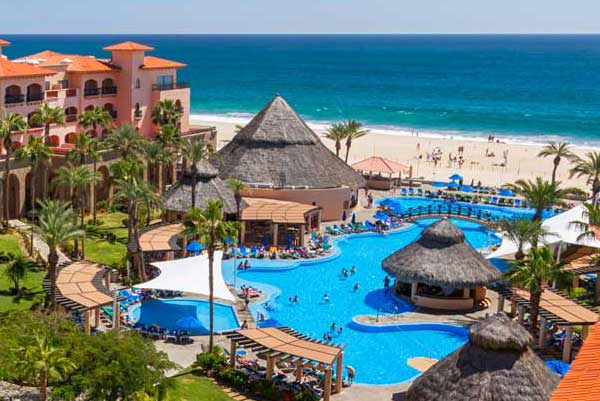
193, 347, 227, 375
96, 200, 109, 213
567, 287, 587, 299
121, 218, 129, 228
294, 390, 320, 401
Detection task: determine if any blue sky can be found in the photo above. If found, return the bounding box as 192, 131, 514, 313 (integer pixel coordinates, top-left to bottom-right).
1, 0, 599, 34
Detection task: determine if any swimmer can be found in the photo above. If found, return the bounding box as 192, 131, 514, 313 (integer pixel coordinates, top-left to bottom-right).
350, 266, 357, 274
341, 268, 348, 276
353, 282, 360, 291
293, 295, 299, 303
323, 294, 330, 303
331, 322, 336, 331
338, 327, 343, 334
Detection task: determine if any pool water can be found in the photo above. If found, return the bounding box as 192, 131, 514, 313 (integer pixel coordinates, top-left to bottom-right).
128, 298, 240, 335
222, 218, 497, 384
377, 196, 556, 221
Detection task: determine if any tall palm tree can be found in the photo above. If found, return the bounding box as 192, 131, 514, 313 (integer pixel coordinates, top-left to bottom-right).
181, 139, 210, 209
68, 133, 103, 224
324, 123, 346, 158
504, 246, 565, 334
183, 201, 240, 351
35, 200, 83, 307
14, 136, 51, 254
570, 152, 600, 202
143, 140, 173, 195
31, 104, 64, 199
505, 177, 576, 221
104, 123, 144, 160
16, 331, 76, 401
0, 111, 27, 224
151, 99, 182, 127
570, 203, 600, 241
53, 164, 99, 258
537, 141, 576, 185
79, 105, 112, 135
226, 178, 246, 220
495, 218, 553, 260
343, 120, 368, 163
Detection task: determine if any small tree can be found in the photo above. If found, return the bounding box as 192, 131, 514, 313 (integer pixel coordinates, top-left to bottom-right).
495, 218, 553, 260
4, 255, 29, 295
31, 103, 65, 198
570, 152, 600, 202
505, 177, 577, 221
324, 123, 347, 158
343, 120, 368, 163
537, 141, 576, 185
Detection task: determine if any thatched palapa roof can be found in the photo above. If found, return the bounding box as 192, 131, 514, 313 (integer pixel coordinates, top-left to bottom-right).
217, 95, 366, 189
382, 218, 501, 288
406, 314, 560, 401
162, 160, 242, 214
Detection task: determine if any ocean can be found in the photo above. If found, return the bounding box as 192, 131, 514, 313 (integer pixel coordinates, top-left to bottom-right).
3, 34, 600, 146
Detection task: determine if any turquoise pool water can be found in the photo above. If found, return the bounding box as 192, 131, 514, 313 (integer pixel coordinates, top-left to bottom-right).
222, 218, 497, 384
377, 196, 556, 221
128, 298, 240, 335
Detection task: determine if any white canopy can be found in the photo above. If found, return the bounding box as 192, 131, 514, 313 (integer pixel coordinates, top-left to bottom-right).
135, 251, 235, 302
486, 204, 600, 259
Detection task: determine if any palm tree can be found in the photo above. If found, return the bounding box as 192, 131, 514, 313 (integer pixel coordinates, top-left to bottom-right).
495, 218, 553, 260
504, 246, 565, 334
4, 255, 29, 295
343, 120, 368, 163
537, 141, 576, 185
183, 201, 240, 351
570, 152, 600, 202
324, 123, 346, 158
181, 139, 210, 209
505, 177, 576, 221
79, 105, 112, 135
53, 164, 100, 258
152, 99, 182, 127
35, 200, 83, 307
569, 203, 600, 241
68, 133, 103, 224
104, 123, 144, 160
143, 140, 173, 195
31, 104, 64, 199
226, 178, 246, 220
14, 136, 51, 254
0, 111, 27, 224
16, 331, 76, 401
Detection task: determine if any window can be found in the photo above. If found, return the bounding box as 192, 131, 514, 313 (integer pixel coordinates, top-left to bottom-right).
59, 79, 69, 89
135, 78, 141, 89
156, 75, 174, 86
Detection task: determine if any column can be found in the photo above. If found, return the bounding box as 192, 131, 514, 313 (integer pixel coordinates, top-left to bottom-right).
497, 294, 505, 314
410, 283, 418, 301
323, 367, 332, 401
538, 316, 547, 349
510, 299, 517, 317
112, 293, 120, 331
517, 305, 525, 324
104, 270, 111, 289
462, 288, 470, 298
335, 352, 344, 394
94, 307, 100, 327
229, 341, 237, 367
295, 361, 303, 382
272, 224, 279, 247
572, 274, 579, 289
582, 325, 590, 340
266, 356, 274, 381
300, 224, 306, 247
562, 326, 574, 363
84, 310, 91, 335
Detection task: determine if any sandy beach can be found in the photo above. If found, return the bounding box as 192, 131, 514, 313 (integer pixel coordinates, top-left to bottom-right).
192, 116, 594, 190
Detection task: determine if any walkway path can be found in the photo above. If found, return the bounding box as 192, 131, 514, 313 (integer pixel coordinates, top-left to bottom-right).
9, 219, 70, 265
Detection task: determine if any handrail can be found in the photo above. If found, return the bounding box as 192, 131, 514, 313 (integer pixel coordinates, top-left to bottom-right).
395, 204, 497, 225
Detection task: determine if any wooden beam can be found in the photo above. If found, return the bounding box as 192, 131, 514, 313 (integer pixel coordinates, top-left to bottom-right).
335, 352, 343, 394
266, 356, 274, 382
562, 326, 573, 363
295, 360, 303, 382
230, 340, 237, 367
323, 367, 332, 401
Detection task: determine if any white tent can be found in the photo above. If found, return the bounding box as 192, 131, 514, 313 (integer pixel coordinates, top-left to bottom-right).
135, 251, 235, 302
486, 204, 600, 259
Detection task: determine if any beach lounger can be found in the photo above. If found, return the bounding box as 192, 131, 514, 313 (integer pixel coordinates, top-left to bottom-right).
240, 246, 249, 257
490, 197, 499, 205
325, 226, 338, 235
408, 188, 415, 195
417, 188, 423, 196
401, 188, 408, 196
514, 199, 522, 207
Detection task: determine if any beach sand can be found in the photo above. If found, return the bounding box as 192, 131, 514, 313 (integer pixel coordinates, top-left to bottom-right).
191, 116, 594, 190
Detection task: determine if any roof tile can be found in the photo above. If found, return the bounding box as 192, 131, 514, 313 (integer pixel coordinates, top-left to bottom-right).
103, 41, 154, 51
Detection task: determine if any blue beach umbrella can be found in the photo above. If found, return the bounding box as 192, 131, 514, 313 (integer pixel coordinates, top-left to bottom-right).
498, 188, 515, 197
186, 241, 204, 252
545, 360, 570, 377
262, 233, 270, 247
430, 181, 447, 188
175, 316, 203, 331
342, 211, 347, 221
460, 185, 474, 193
449, 174, 463, 181
447, 181, 459, 189
351, 213, 356, 224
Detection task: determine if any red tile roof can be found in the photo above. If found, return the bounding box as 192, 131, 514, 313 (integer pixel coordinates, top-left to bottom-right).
351, 156, 409, 175
103, 41, 154, 51
550, 323, 600, 401
16, 51, 118, 73
0, 58, 56, 78
0, 39, 11, 46
141, 56, 186, 70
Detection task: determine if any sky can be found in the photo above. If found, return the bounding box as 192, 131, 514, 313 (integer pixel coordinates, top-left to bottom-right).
1, 0, 600, 34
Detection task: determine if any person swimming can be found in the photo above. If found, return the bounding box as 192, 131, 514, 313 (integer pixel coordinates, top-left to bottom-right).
350, 266, 357, 274
384, 276, 391, 293
341, 268, 348, 277
243, 260, 250, 269
353, 282, 360, 291
331, 322, 336, 331
323, 294, 330, 303
293, 295, 299, 303
337, 326, 343, 335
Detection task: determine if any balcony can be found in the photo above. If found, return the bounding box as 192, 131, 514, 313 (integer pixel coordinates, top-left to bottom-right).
26, 93, 45, 103
152, 82, 190, 91
5, 94, 25, 105
65, 114, 78, 123
84, 88, 100, 97
101, 86, 117, 96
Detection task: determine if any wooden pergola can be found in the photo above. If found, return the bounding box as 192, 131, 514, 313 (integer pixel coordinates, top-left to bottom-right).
495, 285, 599, 362
139, 223, 182, 261
562, 249, 600, 300
224, 327, 344, 401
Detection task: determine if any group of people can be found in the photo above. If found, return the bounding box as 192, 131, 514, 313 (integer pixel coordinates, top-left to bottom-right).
324, 322, 344, 341
237, 260, 251, 270
341, 266, 357, 278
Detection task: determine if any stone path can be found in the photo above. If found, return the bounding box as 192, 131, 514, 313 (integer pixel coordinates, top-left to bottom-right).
9, 219, 70, 265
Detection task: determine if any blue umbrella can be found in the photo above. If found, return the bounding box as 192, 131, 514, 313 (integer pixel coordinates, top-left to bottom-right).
342, 211, 347, 221
460, 185, 474, 193
175, 316, 203, 331
224, 237, 233, 246
447, 181, 459, 189
449, 174, 463, 181
351, 213, 356, 224
186, 241, 204, 252
262, 233, 270, 247
373, 211, 390, 221
430, 181, 448, 188
498, 188, 515, 197
545, 360, 570, 377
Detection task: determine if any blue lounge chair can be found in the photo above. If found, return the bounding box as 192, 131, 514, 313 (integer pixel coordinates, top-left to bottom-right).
401, 188, 408, 196
490, 197, 499, 205
417, 188, 423, 196
240, 246, 249, 257
250, 246, 258, 257
408, 188, 415, 196
364, 220, 377, 230
514, 198, 522, 207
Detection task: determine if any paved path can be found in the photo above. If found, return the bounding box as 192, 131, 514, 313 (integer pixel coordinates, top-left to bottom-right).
9, 219, 70, 265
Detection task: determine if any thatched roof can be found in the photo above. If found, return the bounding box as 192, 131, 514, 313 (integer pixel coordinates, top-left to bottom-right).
406, 314, 560, 401
162, 160, 242, 214
216, 95, 366, 189
382, 218, 501, 288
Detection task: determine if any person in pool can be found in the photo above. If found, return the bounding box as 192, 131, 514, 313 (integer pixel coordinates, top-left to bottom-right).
353, 282, 360, 291
331, 322, 336, 331
384, 276, 391, 293
337, 326, 343, 335
243, 260, 250, 269
323, 294, 330, 303
350, 266, 357, 274
341, 268, 348, 277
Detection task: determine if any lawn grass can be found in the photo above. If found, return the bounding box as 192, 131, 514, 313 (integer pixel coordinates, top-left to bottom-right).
0, 233, 45, 312
84, 212, 129, 267
166, 374, 235, 401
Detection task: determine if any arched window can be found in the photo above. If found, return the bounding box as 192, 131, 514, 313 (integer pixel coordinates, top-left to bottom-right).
84, 79, 98, 97
65, 132, 78, 144
85, 105, 94, 112
26, 83, 43, 102
103, 103, 116, 119
101, 78, 116, 95
65, 106, 78, 122
4, 85, 23, 104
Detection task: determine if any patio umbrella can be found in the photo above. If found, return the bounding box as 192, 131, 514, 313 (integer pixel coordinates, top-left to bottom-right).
447, 181, 459, 189
351, 213, 356, 224
342, 211, 347, 221
262, 233, 270, 247
460, 185, 474, 193
449, 174, 463, 181
175, 316, 203, 331
545, 360, 570, 377
186, 241, 205, 252
373, 211, 390, 221
498, 188, 515, 197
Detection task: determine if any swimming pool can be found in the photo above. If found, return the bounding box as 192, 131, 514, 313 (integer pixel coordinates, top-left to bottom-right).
128, 298, 240, 335
377, 196, 556, 221
222, 218, 498, 384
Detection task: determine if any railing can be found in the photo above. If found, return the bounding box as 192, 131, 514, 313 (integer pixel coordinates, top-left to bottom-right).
27, 93, 44, 102
151, 82, 190, 91
66, 88, 77, 97
101, 86, 117, 95
65, 114, 78, 123
5, 94, 25, 104
398, 204, 496, 225
109, 110, 118, 119
84, 87, 99, 97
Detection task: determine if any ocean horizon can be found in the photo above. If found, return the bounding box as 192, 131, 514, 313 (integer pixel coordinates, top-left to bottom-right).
4, 34, 600, 147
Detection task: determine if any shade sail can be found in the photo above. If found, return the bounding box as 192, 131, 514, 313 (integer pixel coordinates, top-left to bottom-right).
486, 204, 600, 259
135, 251, 235, 302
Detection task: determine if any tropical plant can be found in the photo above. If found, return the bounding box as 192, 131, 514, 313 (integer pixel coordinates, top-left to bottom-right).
505, 177, 576, 221
183, 201, 240, 351
79, 105, 112, 134
570, 152, 600, 202
504, 246, 566, 334
181, 139, 211, 209
4, 255, 30, 295
0, 111, 27, 224
68, 132, 104, 224
35, 200, 83, 307
569, 202, 600, 241
143, 140, 173, 195
537, 141, 576, 185
343, 120, 368, 163
15, 331, 76, 401
151, 99, 181, 127
324, 123, 346, 158
104, 123, 144, 160
226, 178, 246, 220
495, 218, 553, 260
31, 103, 65, 147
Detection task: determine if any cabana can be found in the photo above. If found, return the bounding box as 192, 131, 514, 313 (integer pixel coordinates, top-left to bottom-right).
383, 218, 501, 310
135, 251, 235, 302
406, 314, 560, 401
224, 326, 344, 401
139, 223, 183, 261
351, 156, 409, 190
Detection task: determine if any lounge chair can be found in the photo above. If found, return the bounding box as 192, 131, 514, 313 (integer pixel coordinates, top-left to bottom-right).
325, 226, 338, 235
490, 197, 499, 205
240, 246, 249, 257
417, 188, 424, 196
514, 198, 522, 207
401, 188, 408, 196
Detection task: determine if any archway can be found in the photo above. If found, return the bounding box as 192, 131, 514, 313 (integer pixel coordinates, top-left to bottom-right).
101, 78, 116, 95
84, 79, 98, 96
103, 103, 116, 120
8, 174, 21, 218
65, 106, 78, 123
26, 83, 43, 102
5, 85, 22, 104
65, 132, 78, 144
